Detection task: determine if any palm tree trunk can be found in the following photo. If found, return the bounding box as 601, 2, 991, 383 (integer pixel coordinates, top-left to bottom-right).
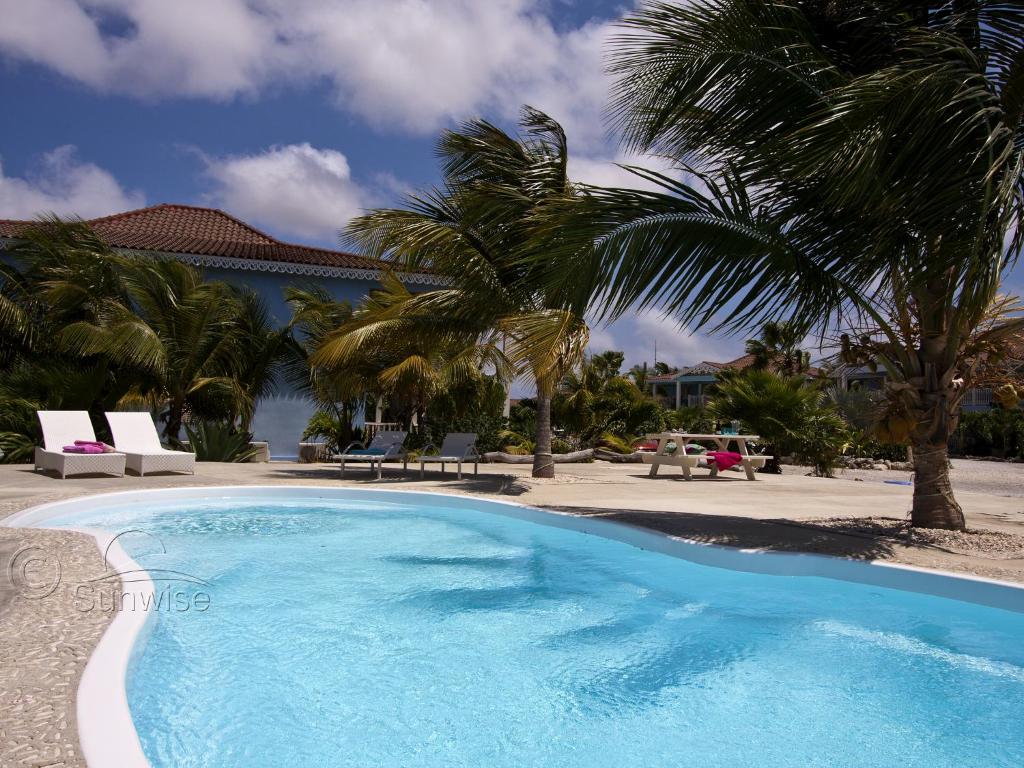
164, 397, 184, 443
532, 391, 554, 478
911, 441, 964, 530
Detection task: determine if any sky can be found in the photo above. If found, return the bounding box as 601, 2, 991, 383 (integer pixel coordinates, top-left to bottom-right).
10, 2, 1019, 376
0, 0, 746, 373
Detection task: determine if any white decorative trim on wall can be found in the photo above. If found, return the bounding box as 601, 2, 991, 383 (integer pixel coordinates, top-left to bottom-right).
124, 249, 443, 285
0, 238, 442, 285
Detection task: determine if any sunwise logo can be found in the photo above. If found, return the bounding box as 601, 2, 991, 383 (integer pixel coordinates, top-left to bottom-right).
7, 529, 212, 613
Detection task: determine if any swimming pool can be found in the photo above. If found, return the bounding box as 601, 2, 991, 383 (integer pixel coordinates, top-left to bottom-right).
14, 488, 1024, 767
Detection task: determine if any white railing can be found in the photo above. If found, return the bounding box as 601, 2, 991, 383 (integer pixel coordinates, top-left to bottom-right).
363, 421, 402, 440
687, 395, 709, 409
962, 388, 992, 408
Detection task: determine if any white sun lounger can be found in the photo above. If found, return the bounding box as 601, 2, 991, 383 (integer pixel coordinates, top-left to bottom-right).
419, 433, 480, 480
335, 430, 408, 480
105, 412, 196, 476
34, 411, 126, 479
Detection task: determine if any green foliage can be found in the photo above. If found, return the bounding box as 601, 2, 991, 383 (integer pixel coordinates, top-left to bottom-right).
182, 421, 258, 463
542, 0, 1024, 525
745, 321, 811, 375
707, 370, 847, 474
302, 411, 362, 455
553, 353, 666, 448
790, 409, 851, 478
594, 432, 634, 454
955, 410, 1024, 458
0, 218, 293, 453
342, 107, 592, 477
665, 406, 715, 434
508, 400, 537, 443
498, 429, 535, 455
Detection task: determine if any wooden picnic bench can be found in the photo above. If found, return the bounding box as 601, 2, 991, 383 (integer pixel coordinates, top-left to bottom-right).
642, 432, 771, 481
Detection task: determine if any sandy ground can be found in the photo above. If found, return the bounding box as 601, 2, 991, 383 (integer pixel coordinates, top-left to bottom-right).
784, 457, 1024, 498
1, 458, 1023, 767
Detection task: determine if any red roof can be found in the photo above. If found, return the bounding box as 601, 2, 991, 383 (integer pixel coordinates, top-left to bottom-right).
0, 204, 411, 273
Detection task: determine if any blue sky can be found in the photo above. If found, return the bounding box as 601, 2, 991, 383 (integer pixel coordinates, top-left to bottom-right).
3, 1, 1018, 374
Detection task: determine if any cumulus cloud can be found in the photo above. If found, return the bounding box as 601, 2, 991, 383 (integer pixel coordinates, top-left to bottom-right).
0, 0, 624, 149
0, 146, 144, 220
200, 142, 375, 241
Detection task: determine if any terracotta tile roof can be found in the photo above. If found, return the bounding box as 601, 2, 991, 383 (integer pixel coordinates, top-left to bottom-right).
0, 203, 417, 274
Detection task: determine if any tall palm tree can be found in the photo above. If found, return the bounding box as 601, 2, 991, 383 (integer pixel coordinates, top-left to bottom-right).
343, 108, 590, 477
544, 1, 1024, 528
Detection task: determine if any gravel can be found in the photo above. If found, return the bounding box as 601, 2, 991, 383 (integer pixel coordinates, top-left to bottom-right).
803, 516, 1024, 560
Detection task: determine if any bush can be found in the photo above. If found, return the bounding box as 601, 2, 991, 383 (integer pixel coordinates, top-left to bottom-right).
792, 410, 851, 477
302, 411, 361, 455
708, 370, 849, 474
665, 406, 715, 433
183, 421, 258, 462
954, 409, 1024, 458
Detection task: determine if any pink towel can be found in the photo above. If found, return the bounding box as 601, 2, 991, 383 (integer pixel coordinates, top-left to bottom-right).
63, 444, 104, 454
706, 451, 744, 471
62, 440, 115, 454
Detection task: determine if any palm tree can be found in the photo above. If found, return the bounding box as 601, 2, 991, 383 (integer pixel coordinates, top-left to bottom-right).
115, 260, 254, 440
1, 217, 160, 432
228, 289, 296, 431
343, 107, 590, 477
312, 276, 510, 432
745, 321, 811, 376
545, 1, 1024, 528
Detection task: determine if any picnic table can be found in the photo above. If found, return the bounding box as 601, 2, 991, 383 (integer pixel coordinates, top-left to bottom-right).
642, 432, 771, 481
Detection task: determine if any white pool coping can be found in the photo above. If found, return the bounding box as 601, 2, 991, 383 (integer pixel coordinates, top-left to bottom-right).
5, 485, 1024, 768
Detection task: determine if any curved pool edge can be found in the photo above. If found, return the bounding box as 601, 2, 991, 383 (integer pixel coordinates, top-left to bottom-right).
73, 531, 153, 768
5, 485, 1024, 768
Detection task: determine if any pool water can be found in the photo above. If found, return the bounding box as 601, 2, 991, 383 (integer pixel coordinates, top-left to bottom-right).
53, 495, 1024, 767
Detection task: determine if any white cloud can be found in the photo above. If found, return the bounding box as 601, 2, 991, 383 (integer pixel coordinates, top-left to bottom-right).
0, 0, 624, 150
588, 312, 746, 371
0, 146, 144, 220
201, 142, 374, 241
569, 151, 680, 191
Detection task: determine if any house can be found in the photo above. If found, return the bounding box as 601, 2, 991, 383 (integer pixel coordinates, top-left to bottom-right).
0, 204, 440, 457
648, 353, 826, 409
649, 354, 765, 409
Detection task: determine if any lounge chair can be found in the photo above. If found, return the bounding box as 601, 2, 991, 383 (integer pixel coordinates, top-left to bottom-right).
335, 430, 408, 480
105, 412, 196, 476
418, 433, 480, 480
34, 411, 126, 479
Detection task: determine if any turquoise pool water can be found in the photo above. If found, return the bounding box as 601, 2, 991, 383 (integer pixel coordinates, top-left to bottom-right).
51, 494, 1024, 767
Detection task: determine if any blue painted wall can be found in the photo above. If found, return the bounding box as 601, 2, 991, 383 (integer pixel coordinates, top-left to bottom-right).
201, 266, 376, 326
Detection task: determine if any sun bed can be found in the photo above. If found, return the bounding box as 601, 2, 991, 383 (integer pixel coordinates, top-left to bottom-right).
418, 433, 480, 480
105, 412, 196, 476
34, 411, 126, 479
335, 430, 408, 480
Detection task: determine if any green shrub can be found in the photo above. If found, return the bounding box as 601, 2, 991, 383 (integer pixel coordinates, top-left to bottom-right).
302, 411, 361, 454
792, 410, 851, 477
954, 409, 1024, 458
183, 421, 258, 462
665, 406, 715, 434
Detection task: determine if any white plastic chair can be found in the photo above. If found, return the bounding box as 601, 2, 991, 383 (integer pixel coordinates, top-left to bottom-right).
419, 433, 479, 479
335, 430, 408, 480
105, 412, 196, 476
34, 411, 126, 479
